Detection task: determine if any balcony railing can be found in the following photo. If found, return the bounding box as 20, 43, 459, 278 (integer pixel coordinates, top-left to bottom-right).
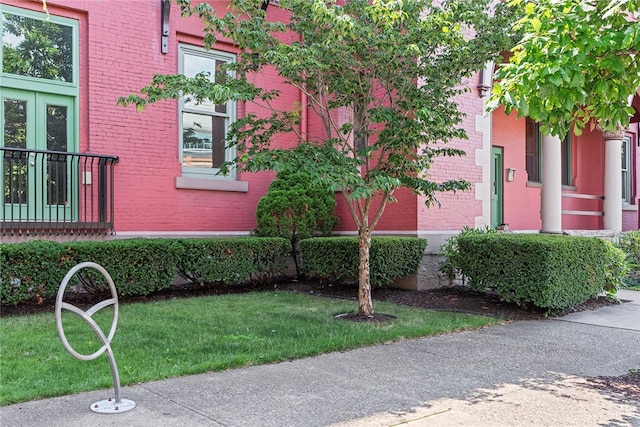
2, 147, 119, 237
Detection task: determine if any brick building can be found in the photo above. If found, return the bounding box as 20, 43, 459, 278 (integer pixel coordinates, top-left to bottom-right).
1, 0, 638, 255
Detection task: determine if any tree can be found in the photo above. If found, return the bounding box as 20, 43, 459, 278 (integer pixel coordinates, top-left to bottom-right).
488, 0, 640, 138
254, 170, 338, 278
119, 0, 511, 317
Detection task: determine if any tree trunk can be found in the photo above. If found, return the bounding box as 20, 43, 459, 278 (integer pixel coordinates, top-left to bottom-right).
357, 228, 374, 317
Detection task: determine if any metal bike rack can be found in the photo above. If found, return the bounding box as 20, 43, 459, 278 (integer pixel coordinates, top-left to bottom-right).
55, 262, 136, 414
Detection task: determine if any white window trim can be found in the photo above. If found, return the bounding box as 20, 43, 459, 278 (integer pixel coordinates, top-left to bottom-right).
178, 44, 237, 181
622, 136, 632, 205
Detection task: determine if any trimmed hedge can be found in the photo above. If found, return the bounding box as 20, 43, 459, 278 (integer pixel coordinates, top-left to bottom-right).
299, 236, 427, 286
175, 238, 289, 284
456, 233, 614, 311
0, 237, 289, 305
0, 240, 73, 305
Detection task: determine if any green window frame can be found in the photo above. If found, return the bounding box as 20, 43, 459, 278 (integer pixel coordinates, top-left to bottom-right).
1, 5, 79, 95
1, 5, 79, 221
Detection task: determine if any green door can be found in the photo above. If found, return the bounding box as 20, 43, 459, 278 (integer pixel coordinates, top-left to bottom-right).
1, 88, 76, 221
491, 146, 503, 228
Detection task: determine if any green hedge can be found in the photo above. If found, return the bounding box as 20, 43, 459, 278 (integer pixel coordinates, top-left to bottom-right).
456, 233, 615, 311
620, 230, 640, 288
621, 230, 640, 267
0, 237, 289, 305
299, 236, 427, 286
176, 238, 289, 284
0, 240, 74, 305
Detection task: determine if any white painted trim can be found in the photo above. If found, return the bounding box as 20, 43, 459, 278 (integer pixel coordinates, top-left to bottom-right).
475, 64, 493, 229
175, 176, 248, 192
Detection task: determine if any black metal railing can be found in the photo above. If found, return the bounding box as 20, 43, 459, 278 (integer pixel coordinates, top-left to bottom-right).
2, 147, 119, 236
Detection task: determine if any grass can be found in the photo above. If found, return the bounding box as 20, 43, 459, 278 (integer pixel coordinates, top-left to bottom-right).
0, 291, 500, 405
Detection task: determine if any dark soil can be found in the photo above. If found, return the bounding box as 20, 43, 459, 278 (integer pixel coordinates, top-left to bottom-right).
1, 279, 637, 397
1, 280, 616, 320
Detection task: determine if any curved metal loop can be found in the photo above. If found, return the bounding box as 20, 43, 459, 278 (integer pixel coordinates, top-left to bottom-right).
55, 262, 119, 361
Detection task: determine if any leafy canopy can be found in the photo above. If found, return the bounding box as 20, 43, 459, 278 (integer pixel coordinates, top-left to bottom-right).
488, 0, 640, 138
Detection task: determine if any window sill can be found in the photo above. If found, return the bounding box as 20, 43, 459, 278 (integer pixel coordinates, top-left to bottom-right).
525, 182, 576, 190
623, 203, 638, 212
175, 176, 248, 192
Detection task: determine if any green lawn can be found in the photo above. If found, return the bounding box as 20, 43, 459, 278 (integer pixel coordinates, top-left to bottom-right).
0, 291, 501, 405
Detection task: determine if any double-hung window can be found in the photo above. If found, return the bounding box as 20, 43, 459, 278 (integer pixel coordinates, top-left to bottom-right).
525, 118, 572, 186
622, 136, 631, 204
179, 45, 236, 179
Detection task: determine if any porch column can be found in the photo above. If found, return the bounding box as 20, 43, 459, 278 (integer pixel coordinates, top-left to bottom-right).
602, 127, 624, 232
541, 133, 562, 233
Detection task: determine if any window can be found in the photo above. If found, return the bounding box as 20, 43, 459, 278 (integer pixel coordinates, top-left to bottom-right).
622, 136, 631, 204
179, 45, 236, 179
525, 118, 541, 183
1, 6, 77, 92
525, 118, 571, 186
1, 6, 78, 221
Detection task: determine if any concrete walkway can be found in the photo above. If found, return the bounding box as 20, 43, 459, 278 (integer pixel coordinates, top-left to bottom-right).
2, 291, 639, 427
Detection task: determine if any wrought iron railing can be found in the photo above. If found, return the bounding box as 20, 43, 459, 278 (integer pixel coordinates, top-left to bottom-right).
2, 147, 118, 236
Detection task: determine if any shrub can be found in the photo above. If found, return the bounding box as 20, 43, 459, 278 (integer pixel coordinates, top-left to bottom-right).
0, 237, 290, 305
176, 237, 289, 285
602, 240, 631, 299
254, 171, 338, 277
620, 230, 640, 266
439, 226, 496, 284
619, 230, 640, 289
456, 233, 611, 311
0, 241, 73, 305
63, 239, 183, 296
300, 236, 427, 286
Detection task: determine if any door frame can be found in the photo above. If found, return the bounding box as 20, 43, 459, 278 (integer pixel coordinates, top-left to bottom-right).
491, 146, 504, 228
1, 88, 77, 221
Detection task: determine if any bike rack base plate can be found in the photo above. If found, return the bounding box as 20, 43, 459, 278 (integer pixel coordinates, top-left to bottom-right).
90, 398, 136, 414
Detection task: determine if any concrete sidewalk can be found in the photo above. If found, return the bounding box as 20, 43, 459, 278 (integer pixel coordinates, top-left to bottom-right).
2, 291, 639, 427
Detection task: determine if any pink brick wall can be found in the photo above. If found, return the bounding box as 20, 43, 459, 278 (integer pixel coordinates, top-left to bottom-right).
492, 107, 542, 230
5, 0, 636, 237
4, 0, 296, 234
493, 106, 640, 231
417, 79, 484, 231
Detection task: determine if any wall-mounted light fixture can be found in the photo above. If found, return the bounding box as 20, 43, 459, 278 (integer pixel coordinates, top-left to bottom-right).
477, 61, 494, 97
506, 168, 516, 182
161, 0, 170, 54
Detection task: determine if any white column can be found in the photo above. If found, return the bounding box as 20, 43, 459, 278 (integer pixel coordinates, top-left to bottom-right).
541, 133, 562, 233
602, 128, 624, 232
